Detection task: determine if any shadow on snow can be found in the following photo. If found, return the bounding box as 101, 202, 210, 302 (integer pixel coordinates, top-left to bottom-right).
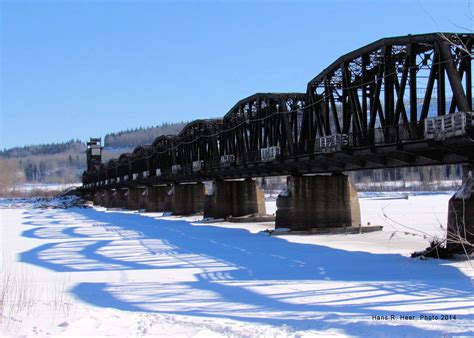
18, 207, 473, 336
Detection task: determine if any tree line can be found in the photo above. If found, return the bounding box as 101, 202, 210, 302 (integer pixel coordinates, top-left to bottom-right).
0, 139, 85, 158
104, 122, 187, 148
0, 122, 188, 194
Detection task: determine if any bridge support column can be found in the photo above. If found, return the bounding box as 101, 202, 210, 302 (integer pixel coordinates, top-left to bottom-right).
102, 190, 115, 208
94, 190, 113, 207
167, 182, 205, 215
112, 188, 127, 208
93, 191, 104, 206
140, 185, 171, 212
276, 174, 361, 231
124, 187, 141, 210
204, 179, 266, 219
447, 165, 474, 253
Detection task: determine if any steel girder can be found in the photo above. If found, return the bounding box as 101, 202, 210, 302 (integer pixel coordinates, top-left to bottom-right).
306, 33, 472, 146
221, 93, 306, 161
82, 33, 474, 190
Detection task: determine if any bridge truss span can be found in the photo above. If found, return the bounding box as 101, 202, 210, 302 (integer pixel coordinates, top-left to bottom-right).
83, 32, 474, 189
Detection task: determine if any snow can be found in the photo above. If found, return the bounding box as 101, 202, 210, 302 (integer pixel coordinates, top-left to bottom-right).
0, 195, 83, 209
1, 193, 473, 337
354, 179, 462, 191
10, 183, 81, 192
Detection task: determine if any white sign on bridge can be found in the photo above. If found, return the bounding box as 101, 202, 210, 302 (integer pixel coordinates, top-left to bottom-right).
192, 160, 204, 172
260, 146, 281, 162
220, 154, 235, 167
424, 112, 473, 140
318, 134, 349, 153
172, 165, 181, 174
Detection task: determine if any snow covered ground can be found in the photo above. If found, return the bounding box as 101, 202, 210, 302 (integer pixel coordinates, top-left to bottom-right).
9, 183, 81, 193
1, 193, 472, 337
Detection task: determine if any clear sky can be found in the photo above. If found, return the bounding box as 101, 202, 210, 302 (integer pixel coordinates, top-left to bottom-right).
1, 0, 472, 149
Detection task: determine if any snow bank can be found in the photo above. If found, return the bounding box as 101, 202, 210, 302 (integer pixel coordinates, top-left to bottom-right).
0, 195, 84, 209
11, 183, 81, 192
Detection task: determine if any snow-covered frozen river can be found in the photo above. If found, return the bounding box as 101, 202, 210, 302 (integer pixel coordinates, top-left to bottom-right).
1, 193, 472, 337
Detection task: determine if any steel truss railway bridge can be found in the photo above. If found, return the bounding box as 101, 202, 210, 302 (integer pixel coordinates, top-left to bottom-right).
81, 33, 474, 251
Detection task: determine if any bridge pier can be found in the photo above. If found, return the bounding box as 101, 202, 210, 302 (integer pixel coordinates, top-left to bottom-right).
93, 191, 104, 206
111, 188, 127, 208
140, 185, 171, 212
204, 179, 266, 219
167, 182, 205, 215
447, 165, 474, 253
124, 187, 141, 210
93, 190, 113, 207
276, 174, 361, 231
102, 190, 116, 208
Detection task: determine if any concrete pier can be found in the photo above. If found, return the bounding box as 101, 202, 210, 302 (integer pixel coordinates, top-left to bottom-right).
447, 166, 474, 253
204, 179, 266, 219
167, 182, 205, 215
140, 185, 171, 211
102, 190, 115, 208
275, 174, 361, 231
93, 190, 114, 207
93, 191, 104, 206
111, 189, 127, 208
124, 187, 141, 210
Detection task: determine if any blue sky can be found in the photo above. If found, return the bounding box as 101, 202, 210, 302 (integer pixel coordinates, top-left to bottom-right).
1, 0, 472, 149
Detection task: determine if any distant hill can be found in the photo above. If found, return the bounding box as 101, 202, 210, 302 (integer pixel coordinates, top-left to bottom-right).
0, 140, 85, 158
0, 122, 188, 193
0, 140, 88, 192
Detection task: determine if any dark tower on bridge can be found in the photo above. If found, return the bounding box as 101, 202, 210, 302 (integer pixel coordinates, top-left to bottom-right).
86, 138, 102, 171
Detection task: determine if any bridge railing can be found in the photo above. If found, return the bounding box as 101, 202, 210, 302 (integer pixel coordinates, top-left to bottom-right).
84, 115, 473, 187
424, 112, 474, 140
239, 150, 259, 164
314, 123, 424, 154
365, 123, 424, 146
140, 122, 432, 178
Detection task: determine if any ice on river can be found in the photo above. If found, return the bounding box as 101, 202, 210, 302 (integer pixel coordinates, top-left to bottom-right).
0, 192, 472, 337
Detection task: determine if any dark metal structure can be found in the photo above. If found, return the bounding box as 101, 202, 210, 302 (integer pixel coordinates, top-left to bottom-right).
83, 33, 474, 189
86, 138, 102, 171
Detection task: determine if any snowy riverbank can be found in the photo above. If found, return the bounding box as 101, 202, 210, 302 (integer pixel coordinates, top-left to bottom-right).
1, 193, 472, 337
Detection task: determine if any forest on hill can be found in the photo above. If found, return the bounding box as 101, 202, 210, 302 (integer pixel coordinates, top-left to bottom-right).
104, 122, 187, 148
0, 122, 187, 195
0, 140, 86, 158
